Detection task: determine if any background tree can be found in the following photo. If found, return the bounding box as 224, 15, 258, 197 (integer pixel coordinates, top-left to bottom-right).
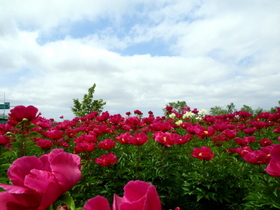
240, 104, 254, 114
226, 102, 236, 113
71, 84, 106, 117
209, 106, 228, 116
163, 101, 188, 115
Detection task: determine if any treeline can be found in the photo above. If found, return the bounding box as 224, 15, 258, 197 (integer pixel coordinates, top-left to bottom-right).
164, 101, 280, 117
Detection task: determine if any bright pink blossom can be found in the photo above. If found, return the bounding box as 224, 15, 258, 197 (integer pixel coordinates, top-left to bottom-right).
0, 149, 82, 210
84, 180, 162, 210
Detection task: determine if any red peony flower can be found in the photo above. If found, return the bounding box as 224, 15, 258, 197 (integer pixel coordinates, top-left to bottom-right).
134, 110, 143, 115
265, 145, 280, 177
259, 138, 273, 146
129, 133, 149, 146
190, 146, 214, 161
153, 131, 176, 147
95, 153, 118, 167
8, 105, 39, 125
74, 142, 96, 154
221, 129, 237, 139
116, 133, 132, 144
36, 139, 53, 149
243, 127, 256, 135
98, 139, 116, 150
243, 150, 270, 164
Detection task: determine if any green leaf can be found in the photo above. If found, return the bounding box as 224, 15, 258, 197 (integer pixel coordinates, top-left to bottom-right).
57, 191, 76, 210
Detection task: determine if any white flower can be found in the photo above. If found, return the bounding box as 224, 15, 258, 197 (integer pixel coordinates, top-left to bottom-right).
169, 113, 176, 119
175, 120, 183, 125
195, 116, 202, 121
198, 109, 207, 115
183, 111, 195, 118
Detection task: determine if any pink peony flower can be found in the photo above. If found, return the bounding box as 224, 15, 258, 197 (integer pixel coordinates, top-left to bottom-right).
84, 180, 162, 210
0, 149, 82, 210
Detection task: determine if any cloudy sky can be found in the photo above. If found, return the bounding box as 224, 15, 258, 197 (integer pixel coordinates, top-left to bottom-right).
1, 0, 280, 120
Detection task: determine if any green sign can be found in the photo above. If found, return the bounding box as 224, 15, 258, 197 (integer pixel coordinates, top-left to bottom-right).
0, 102, 10, 109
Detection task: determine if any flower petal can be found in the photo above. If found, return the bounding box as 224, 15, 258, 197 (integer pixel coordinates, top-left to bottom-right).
24, 169, 62, 194
0, 192, 41, 210
84, 196, 111, 210
25, 105, 39, 121
112, 194, 123, 210
24, 169, 65, 210
123, 180, 151, 202
270, 144, 280, 161
0, 184, 36, 194
50, 152, 82, 192
265, 159, 280, 177
7, 156, 43, 186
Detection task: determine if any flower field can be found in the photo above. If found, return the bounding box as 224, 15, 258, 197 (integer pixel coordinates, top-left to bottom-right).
1, 105, 280, 209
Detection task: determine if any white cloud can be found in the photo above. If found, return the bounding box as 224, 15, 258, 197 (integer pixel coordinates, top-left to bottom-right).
1, 0, 280, 121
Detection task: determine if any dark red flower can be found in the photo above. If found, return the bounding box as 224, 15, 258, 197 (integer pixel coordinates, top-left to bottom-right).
74, 142, 96, 154
36, 139, 53, 149
129, 133, 148, 146
96, 111, 110, 121
95, 153, 118, 166
134, 110, 143, 115
174, 134, 192, 145
243, 150, 270, 164
221, 129, 237, 139
44, 129, 64, 140
228, 146, 253, 157
243, 127, 256, 135
8, 105, 39, 125
265, 145, 280, 177
191, 108, 199, 114
190, 146, 214, 161
153, 131, 176, 147
98, 139, 116, 150
259, 138, 273, 146
235, 137, 250, 146
0, 135, 10, 145
116, 133, 132, 144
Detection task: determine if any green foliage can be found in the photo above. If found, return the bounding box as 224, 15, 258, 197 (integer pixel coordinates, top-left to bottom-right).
1, 101, 280, 209
164, 101, 188, 114
226, 102, 237, 113
71, 84, 106, 117
209, 106, 228, 116
240, 104, 254, 114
